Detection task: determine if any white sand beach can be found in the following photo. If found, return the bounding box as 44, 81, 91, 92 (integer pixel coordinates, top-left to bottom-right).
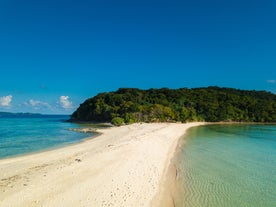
0, 123, 203, 207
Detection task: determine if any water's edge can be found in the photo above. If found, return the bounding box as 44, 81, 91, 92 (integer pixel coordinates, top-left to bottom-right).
151, 124, 206, 207
0, 117, 103, 160
153, 122, 276, 207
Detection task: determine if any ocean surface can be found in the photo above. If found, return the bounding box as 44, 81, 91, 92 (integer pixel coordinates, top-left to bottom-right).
174, 124, 276, 207
0, 116, 95, 159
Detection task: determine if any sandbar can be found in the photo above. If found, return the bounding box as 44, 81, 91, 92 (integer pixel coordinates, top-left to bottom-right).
0, 122, 204, 207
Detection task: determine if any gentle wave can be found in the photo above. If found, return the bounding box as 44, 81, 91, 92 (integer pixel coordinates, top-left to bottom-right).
174, 124, 276, 207
0, 117, 95, 159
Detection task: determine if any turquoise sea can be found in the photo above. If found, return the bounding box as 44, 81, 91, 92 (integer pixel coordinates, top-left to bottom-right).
0, 116, 94, 159
174, 124, 276, 207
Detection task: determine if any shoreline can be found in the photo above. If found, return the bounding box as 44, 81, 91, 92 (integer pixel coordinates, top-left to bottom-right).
0, 130, 101, 161
151, 122, 206, 207
0, 122, 204, 207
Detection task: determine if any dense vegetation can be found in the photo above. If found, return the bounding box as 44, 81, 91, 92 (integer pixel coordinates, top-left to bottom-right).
70, 87, 276, 124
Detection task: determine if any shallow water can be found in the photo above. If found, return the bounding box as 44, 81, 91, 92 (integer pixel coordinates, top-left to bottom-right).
174, 124, 276, 207
0, 116, 95, 159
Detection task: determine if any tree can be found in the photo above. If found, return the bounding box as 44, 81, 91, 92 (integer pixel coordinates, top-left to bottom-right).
111, 117, 125, 126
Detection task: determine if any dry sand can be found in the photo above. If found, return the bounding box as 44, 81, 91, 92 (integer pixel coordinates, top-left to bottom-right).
0, 122, 204, 207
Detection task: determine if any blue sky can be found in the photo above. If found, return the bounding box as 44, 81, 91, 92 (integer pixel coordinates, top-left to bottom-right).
0, 0, 276, 114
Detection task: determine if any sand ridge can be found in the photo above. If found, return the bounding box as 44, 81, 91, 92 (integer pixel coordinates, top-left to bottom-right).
0, 123, 203, 207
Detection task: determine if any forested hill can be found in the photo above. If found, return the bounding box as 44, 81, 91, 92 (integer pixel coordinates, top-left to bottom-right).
70, 87, 276, 124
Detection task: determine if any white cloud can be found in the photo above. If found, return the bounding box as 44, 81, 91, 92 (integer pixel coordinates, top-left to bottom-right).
267, 80, 275, 84
29, 99, 51, 108
29, 99, 41, 106
0, 95, 12, 107
59, 96, 73, 109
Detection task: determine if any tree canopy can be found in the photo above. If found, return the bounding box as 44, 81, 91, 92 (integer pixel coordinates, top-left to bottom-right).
70, 87, 276, 124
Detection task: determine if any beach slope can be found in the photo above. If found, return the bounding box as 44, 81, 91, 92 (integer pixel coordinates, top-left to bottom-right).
0, 123, 202, 207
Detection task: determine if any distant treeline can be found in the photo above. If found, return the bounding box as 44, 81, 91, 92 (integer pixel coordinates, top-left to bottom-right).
0, 112, 68, 119
0, 112, 43, 118
70, 87, 276, 125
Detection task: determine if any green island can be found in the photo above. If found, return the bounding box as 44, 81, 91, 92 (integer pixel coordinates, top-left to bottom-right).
70, 86, 276, 125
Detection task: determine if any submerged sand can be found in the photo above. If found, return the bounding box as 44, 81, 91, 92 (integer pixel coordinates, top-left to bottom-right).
0, 123, 203, 207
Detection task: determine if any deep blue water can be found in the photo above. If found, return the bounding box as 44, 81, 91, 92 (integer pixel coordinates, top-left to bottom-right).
0, 116, 94, 159
175, 124, 276, 207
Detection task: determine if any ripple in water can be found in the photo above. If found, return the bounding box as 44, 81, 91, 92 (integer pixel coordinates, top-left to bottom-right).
0, 116, 97, 159
174, 124, 276, 207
